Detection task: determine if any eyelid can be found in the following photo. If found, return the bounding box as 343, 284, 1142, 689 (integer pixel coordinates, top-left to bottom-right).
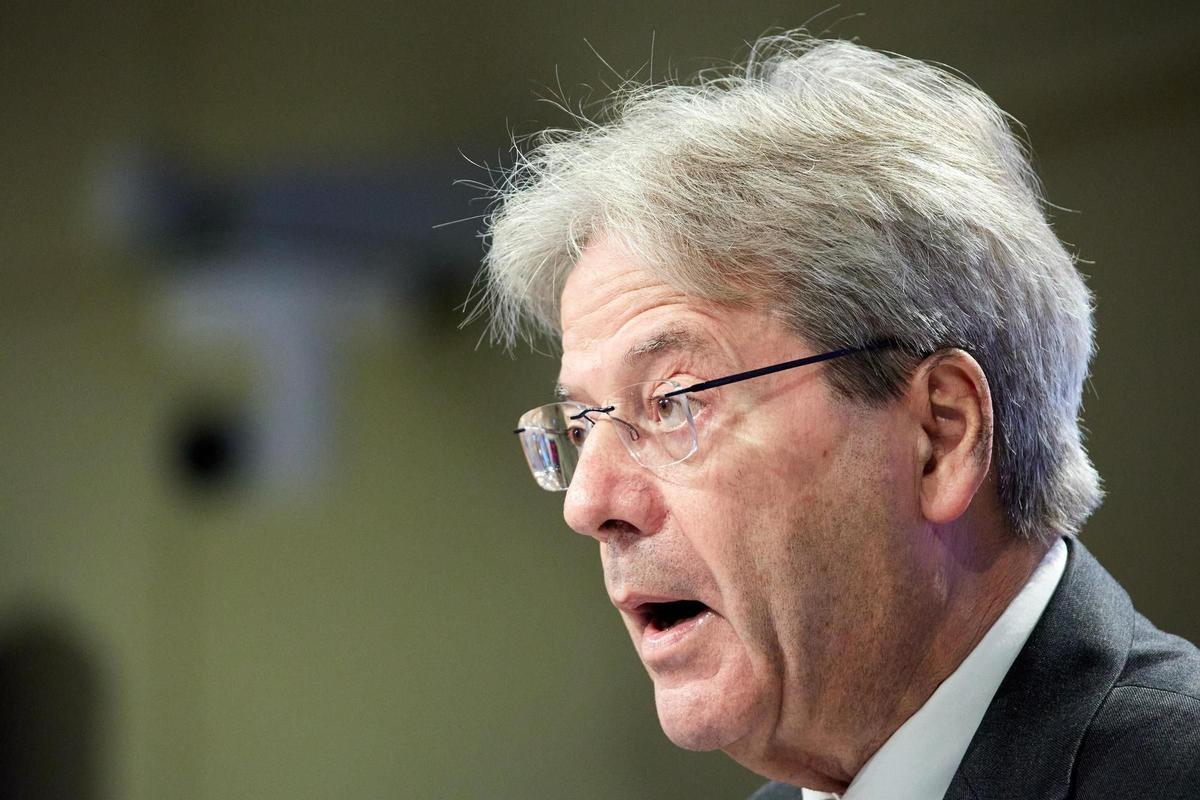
658, 366, 706, 386
662, 376, 711, 409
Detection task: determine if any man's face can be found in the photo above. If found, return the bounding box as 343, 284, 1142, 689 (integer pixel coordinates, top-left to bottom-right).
556, 236, 928, 766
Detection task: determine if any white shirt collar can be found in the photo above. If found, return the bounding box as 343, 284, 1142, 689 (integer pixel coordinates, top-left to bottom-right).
802, 537, 1068, 800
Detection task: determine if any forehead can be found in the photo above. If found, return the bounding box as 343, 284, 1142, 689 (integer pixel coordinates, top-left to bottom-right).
557, 236, 769, 397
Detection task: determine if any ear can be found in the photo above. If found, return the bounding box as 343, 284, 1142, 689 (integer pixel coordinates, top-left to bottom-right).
910, 349, 993, 525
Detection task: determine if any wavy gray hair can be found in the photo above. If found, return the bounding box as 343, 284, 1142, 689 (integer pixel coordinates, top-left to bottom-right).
476, 34, 1102, 540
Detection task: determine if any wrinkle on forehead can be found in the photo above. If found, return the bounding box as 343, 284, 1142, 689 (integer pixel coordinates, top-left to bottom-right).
556, 323, 712, 400
558, 235, 787, 404
559, 235, 691, 347
561, 281, 690, 355
558, 238, 693, 394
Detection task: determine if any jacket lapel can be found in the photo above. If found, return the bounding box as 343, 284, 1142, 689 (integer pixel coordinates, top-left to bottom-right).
942, 536, 1134, 800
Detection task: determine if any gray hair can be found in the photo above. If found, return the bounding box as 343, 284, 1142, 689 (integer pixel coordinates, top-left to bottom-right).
476, 33, 1102, 540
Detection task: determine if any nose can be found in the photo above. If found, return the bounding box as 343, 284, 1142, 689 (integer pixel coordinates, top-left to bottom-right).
562, 420, 663, 542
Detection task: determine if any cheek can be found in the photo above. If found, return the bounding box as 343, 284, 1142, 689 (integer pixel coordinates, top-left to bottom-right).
691, 423, 889, 639
670, 477, 792, 656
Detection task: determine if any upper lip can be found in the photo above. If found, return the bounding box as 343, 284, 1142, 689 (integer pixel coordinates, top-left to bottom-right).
610, 592, 714, 620
612, 592, 684, 614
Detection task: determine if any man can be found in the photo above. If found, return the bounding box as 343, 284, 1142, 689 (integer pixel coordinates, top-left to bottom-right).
478, 34, 1200, 797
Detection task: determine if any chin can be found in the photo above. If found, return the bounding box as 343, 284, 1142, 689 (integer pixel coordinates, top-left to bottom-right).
653, 680, 761, 752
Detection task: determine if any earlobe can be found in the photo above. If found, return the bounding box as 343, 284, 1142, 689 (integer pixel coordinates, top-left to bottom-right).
915, 351, 993, 525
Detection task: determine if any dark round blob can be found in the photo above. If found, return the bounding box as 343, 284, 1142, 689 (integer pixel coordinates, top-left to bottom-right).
173, 410, 247, 491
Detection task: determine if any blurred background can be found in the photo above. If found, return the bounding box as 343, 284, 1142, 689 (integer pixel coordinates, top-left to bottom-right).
1, 1, 1197, 798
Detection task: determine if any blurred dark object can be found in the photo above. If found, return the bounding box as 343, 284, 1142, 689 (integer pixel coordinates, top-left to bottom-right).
92, 146, 482, 288
95, 146, 486, 500
174, 407, 248, 492
0, 619, 100, 800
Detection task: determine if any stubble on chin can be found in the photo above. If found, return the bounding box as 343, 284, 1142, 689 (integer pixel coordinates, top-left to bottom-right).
651, 642, 767, 752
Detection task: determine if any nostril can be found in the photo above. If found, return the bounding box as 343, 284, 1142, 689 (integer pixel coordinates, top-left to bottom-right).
600, 519, 640, 536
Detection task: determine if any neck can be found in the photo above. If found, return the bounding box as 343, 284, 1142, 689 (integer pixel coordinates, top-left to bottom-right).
875, 522, 1051, 752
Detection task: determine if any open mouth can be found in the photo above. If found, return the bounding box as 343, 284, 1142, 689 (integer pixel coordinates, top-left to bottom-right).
640, 600, 710, 633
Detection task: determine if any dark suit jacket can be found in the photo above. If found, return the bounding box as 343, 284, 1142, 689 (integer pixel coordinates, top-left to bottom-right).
749, 537, 1200, 799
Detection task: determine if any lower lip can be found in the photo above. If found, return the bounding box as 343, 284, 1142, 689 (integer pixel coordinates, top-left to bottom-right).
640, 608, 716, 654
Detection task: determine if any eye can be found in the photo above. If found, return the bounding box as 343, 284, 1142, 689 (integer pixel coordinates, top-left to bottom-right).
565, 418, 591, 446
647, 386, 689, 429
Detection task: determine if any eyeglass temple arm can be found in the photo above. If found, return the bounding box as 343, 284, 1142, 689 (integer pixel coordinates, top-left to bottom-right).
665, 340, 896, 397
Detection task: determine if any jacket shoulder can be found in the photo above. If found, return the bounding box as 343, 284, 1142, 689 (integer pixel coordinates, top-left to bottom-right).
1071, 614, 1200, 798
1120, 613, 1200, 696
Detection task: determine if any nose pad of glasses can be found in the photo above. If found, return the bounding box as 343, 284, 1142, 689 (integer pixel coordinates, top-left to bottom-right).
609, 416, 640, 442
620, 416, 697, 468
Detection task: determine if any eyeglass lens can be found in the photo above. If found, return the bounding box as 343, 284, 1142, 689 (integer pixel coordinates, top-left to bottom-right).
515, 381, 697, 491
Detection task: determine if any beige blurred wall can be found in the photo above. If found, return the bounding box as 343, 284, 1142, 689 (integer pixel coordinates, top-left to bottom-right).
1, 3, 1197, 799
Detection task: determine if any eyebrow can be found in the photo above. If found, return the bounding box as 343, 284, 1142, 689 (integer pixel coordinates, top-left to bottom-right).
554, 324, 710, 401
623, 325, 707, 365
